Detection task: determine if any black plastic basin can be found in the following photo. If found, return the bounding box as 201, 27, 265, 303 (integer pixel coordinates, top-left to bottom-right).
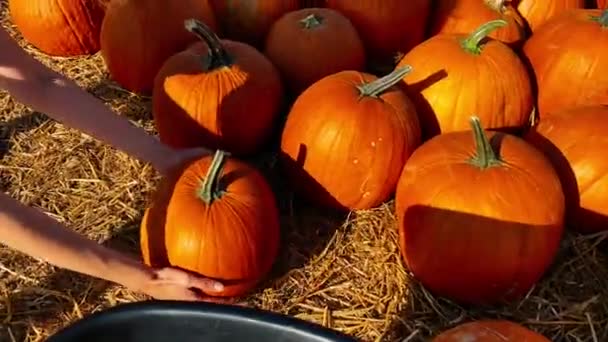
46, 301, 358, 342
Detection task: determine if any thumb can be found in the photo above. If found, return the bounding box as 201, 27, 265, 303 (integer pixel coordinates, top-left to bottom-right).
188, 275, 225, 294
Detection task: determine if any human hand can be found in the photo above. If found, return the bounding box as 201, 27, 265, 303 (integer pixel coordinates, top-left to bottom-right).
138, 267, 232, 302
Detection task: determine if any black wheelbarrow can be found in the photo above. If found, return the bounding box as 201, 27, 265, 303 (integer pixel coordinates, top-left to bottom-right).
46, 300, 358, 342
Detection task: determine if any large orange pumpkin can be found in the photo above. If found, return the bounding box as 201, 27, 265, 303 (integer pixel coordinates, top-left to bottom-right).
140, 150, 280, 298
430, 0, 527, 48
397, 20, 533, 138
598, 0, 608, 9
515, 0, 586, 32
152, 19, 283, 156
280, 66, 421, 211
8, 0, 106, 56
526, 105, 608, 234
522, 9, 608, 117
433, 320, 550, 341
264, 8, 365, 94
210, 0, 300, 47
100, 0, 217, 94
325, 0, 430, 64
395, 116, 565, 304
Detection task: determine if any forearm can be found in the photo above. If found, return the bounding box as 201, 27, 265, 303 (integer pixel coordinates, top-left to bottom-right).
0, 191, 152, 289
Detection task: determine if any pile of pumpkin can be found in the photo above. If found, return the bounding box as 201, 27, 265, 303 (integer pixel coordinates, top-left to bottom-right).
9, 0, 608, 340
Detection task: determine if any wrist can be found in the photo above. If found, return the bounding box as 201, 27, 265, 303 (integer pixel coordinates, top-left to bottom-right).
100, 249, 155, 292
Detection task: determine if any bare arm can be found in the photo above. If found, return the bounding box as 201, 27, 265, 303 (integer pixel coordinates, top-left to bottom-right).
0, 27, 175, 172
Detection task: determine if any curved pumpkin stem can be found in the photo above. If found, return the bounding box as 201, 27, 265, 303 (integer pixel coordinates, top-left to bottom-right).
468, 116, 502, 169
300, 14, 324, 29
184, 18, 233, 69
357, 65, 413, 98
198, 150, 230, 204
461, 19, 507, 55
483, 0, 506, 12
591, 10, 608, 27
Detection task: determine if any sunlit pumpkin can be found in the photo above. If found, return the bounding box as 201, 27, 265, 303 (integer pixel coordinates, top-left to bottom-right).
100, 0, 217, 94
397, 20, 533, 138
264, 8, 365, 94
325, 0, 430, 64
432, 320, 550, 341
526, 105, 608, 234
430, 0, 527, 48
598, 0, 607, 9
210, 0, 299, 47
8, 0, 106, 56
395, 116, 565, 304
522, 9, 608, 117
152, 19, 283, 156
515, 0, 585, 32
281, 66, 421, 211
140, 150, 280, 298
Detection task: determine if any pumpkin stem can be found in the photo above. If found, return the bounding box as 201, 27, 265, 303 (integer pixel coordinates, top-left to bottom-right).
300, 14, 324, 29
590, 10, 608, 27
357, 65, 413, 98
461, 19, 507, 55
483, 0, 505, 12
184, 18, 233, 69
468, 116, 502, 169
198, 150, 230, 204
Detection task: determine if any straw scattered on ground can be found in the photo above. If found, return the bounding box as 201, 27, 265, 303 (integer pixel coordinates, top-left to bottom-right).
1, 2, 608, 341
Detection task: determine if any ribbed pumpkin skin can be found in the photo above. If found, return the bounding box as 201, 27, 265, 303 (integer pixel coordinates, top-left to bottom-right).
9, 0, 105, 56
100, 0, 217, 94
597, 0, 607, 8
432, 320, 551, 342
516, 0, 585, 32
140, 154, 280, 298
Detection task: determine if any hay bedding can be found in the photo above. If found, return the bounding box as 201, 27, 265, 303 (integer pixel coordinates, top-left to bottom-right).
1, 3, 608, 342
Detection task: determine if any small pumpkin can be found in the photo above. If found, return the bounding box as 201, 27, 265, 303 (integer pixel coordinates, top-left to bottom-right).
515, 0, 586, 32
8, 0, 106, 56
210, 0, 300, 47
395, 116, 565, 304
264, 8, 365, 94
325, 0, 430, 64
140, 150, 280, 298
522, 9, 608, 117
432, 320, 550, 341
430, 0, 527, 48
152, 19, 283, 156
280, 66, 421, 211
100, 0, 217, 94
526, 105, 608, 234
397, 20, 533, 138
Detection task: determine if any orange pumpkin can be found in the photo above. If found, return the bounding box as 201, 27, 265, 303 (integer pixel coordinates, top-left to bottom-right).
152, 19, 283, 156
8, 0, 106, 56
325, 0, 430, 64
526, 105, 608, 234
264, 8, 365, 94
433, 320, 550, 341
599, 0, 608, 9
397, 20, 533, 138
430, 0, 527, 48
515, 0, 586, 32
522, 9, 608, 117
100, 0, 217, 94
280, 66, 421, 211
300, 0, 326, 7
140, 150, 280, 298
210, 0, 300, 47
395, 116, 565, 304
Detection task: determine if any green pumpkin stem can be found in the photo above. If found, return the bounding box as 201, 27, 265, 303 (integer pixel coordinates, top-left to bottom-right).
198, 150, 229, 204
468, 116, 502, 169
300, 14, 324, 29
358, 65, 413, 98
184, 18, 233, 69
591, 10, 608, 27
461, 19, 507, 55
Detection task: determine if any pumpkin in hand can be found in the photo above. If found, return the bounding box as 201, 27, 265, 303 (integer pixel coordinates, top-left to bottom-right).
395, 116, 565, 304
515, 0, 585, 33
430, 0, 527, 48
100, 0, 217, 94
264, 8, 365, 94
152, 19, 283, 156
8, 0, 106, 56
526, 105, 608, 234
210, 0, 300, 47
140, 150, 280, 298
280, 66, 421, 211
397, 19, 533, 138
522, 9, 608, 117
432, 320, 550, 341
